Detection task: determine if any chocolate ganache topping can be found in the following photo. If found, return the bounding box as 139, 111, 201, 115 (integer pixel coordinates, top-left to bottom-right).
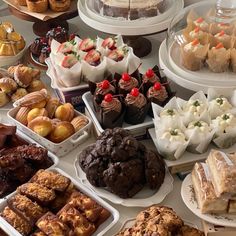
101, 97, 122, 113
119, 77, 138, 91
96, 81, 115, 95
147, 85, 168, 102
125, 93, 147, 108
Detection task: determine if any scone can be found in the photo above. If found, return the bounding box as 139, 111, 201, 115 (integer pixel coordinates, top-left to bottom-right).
26, 0, 48, 13
49, 0, 71, 12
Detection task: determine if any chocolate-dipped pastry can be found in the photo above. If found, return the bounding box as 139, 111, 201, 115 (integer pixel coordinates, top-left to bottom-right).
0, 123, 16, 149
118, 73, 139, 96
97, 93, 125, 129
142, 68, 160, 94
124, 88, 149, 125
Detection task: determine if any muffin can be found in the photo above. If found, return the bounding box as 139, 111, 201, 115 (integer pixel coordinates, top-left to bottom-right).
30, 37, 48, 57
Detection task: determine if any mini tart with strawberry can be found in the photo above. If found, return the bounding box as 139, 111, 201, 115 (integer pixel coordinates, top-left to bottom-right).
79, 38, 95, 52
84, 49, 101, 66
101, 37, 117, 50
118, 73, 139, 96
107, 47, 127, 62
142, 68, 160, 94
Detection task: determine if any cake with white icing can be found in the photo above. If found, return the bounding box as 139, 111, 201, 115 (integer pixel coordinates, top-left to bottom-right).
95, 0, 165, 20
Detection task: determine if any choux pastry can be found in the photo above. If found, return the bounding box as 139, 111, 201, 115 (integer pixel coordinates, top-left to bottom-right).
0, 91, 9, 107
15, 107, 31, 125
55, 103, 74, 122
28, 116, 52, 137
27, 80, 45, 93
71, 116, 88, 132
11, 88, 28, 103
45, 98, 60, 118
27, 108, 48, 123
0, 77, 17, 93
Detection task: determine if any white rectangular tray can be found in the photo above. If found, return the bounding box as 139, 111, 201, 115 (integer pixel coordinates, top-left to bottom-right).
0, 167, 120, 236
82, 92, 154, 138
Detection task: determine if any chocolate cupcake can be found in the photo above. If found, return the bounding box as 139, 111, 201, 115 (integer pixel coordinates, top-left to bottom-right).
142, 68, 160, 94
147, 82, 168, 105
46, 26, 68, 46
118, 73, 139, 96
97, 94, 125, 129
39, 46, 51, 64
124, 88, 149, 125
94, 80, 116, 108
30, 37, 47, 57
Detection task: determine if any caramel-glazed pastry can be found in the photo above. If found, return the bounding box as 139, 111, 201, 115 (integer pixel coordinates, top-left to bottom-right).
27, 80, 45, 93
49, 0, 71, 12
11, 88, 28, 102
57, 205, 96, 236
30, 169, 71, 192
7, 194, 46, 223
71, 116, 88, 132
26, 0, 48, 13
0, 77, 17, 93
206, 150, 236, 198
27, 108, 48, 123
1, 206, 32, 236
14, 89, 48, 108
36, 212, 70, 235
191, 162, 228, 214
49, 121, 75, 143
55, 103, 74, 121
17, 182, 56, 205
28, 116, 52, 137
45, 98, 60, 118
0, 91, 9, 107
8, 64, 40, 80
15, 107, 31, 125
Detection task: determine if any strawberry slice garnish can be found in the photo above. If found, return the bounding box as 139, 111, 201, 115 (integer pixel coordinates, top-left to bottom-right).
61, 54, 78, 68
57, 42, 74, 54
108, 48, 125, 62
79, 38, 95, 52
84, 49, 101, 66
102, 37, 116, 50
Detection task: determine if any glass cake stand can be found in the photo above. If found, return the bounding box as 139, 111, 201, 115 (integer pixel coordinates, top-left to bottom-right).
78, 0, 184, 57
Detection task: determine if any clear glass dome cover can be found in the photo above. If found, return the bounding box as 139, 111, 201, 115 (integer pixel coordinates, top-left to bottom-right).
165, 0, 236, 85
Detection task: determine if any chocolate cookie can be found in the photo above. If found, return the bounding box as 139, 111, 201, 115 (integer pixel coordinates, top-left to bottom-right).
78, 144, 96, 172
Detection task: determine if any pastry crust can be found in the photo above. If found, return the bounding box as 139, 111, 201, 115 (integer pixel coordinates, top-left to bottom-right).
71, 116, 88, 132
27, 80, 45, 93
27, 108, 48, 123
49, 0, 71, 12
11, 88, 28, 103
0, 77, 17, 93
0, 91, 9, 107
26, 0, 48, 13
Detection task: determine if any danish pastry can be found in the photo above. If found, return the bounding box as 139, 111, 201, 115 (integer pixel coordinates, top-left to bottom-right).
0, 77, 17, 93
15, 107, 31, 125
49, 0, 71, 12
26, 0, 48, 13
27, 108, 48, 123
55, 103, 74, 121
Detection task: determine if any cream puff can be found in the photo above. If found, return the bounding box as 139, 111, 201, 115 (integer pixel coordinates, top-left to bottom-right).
27, 80, 45, 93
11, 88, 28, 103
28, 116, 52, 137
27, 108, 48, 123
45, 98, 60, 118
0, 91, 9, 107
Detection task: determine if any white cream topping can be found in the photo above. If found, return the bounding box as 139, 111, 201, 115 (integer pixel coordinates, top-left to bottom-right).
187, 120, 210, 133
184, 41, 203, 52
183, 99, 207, 116
160, 108, 178, 118
189, 29, 204, 39
161, 128, 186, 143
214, 32, 230, 41
210, 97, 232, 112
194, 19, 208, 29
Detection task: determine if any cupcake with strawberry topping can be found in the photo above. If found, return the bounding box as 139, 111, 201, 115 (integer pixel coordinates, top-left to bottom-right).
142, 68, 160, 94
98, 94, 125, 129
102, 37, 117, 50
108, 47, 127, 62
84, 49, 101, 66
124, 88, 149, 125
79, 38, 95, 52
118, 73, 139, 96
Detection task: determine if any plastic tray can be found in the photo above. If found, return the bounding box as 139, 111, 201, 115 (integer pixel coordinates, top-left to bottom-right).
0, 167, 120, 236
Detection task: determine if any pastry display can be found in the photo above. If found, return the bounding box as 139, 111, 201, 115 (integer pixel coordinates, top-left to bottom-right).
79, 128, 165, 198
13, 92, 89, 143
116, 205, 204, 236
0, 169, 111, 236
0, 22, 25, 56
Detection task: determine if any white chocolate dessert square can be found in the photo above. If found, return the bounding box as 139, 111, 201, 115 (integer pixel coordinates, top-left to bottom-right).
206, 150, 236, 198
191, 162, 228, 214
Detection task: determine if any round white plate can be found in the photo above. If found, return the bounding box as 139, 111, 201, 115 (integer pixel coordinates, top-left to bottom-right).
78, 0, 184, 35
30, 52, 47, 68
181, 174, 236, 227
75, 154, 173, 207
159, 40, 236, 93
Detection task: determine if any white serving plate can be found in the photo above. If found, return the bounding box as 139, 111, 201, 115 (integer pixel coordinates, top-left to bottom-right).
159, 40, 235, 93
0, 167, 120, 236
74, 155, 173, 207
7, 106, 92, 157
181, 174, 236, 227
82, 91, 154, 138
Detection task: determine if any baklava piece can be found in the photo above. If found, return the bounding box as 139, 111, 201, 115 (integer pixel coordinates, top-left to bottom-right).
36, 212, 70, 236
57, 205, 96, 236
30, 170, 71, 192
17, 183, 56, 206
8, 194, 46, 223
1, 206, 32, 236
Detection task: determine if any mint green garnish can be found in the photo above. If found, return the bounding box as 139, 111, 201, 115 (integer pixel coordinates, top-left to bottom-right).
167, 109, 174, 116
216, 98, 223, 105
222, 114, 230, 120
194, 121, 202, 127
193, 100, 200, 107
170, 130, 178, 136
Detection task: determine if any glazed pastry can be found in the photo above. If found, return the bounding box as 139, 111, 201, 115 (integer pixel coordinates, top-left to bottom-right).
28, 116, 52, 137
14, 89, 48, 108
191, 162, 228, 214
26, 0, 48, 13
0, 91, 9, 107
180, 225, 204, 236
27, 108, 48, 123
7, 32, 25, 51
1, 206, 32, 236
11, 88, 28, 103
0, 77, 17, 93
71, 116, 88, 132
55, 103, 74, 121
17, 182, 56, 205
49, 121, 75, 143
31, 231, 47, 236
15, 107, 31, 125
45, 98, 60, 118
49, 0, 71, 12
0, 41, 18, 56
30, 169, 71, 192
27, 80, 45, 93
118, 73, 139, 95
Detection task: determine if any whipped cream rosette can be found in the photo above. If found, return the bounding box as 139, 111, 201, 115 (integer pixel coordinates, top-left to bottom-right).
185, 120, 215, 154
212, 113, 236, 149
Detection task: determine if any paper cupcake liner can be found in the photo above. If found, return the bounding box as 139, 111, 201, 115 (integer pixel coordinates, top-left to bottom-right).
213, 134, 236, 149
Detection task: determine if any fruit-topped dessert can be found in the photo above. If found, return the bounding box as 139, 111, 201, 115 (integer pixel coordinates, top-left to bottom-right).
46, 26, 68, 46
142, 68, 160, 94
79, 38, 95, 52
118, 72, 139, 96
107, 47, 127, 62
84, 49, 101, 66
193, 17, 209, 32
102, 37, 117, 50
61, 54, 78, 68
94, 79, 116, 106
98, 93, 124, 129
124, 88, 149, 125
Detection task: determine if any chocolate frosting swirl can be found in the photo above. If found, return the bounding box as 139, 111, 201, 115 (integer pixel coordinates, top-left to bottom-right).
101, 98, 122, 113
142, 74, 160, 84
125, 93, 147, 108
147, 86, 168, 102
118, 77, 138, 91
96, 83, 115, 96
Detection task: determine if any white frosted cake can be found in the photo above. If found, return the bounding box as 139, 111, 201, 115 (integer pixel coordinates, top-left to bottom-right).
96, 0, 165, 20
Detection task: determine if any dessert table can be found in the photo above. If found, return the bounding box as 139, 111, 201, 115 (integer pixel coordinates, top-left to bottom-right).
0, 1, 203, 235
